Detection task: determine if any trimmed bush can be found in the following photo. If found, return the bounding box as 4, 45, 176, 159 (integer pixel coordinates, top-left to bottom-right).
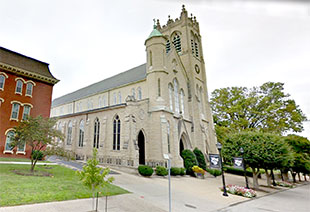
138, 165, 154, 176
155, 166, 168, 176
180, 168, 186, 176
223, 166, 263, 178
31, 150, 44, 161
206, 168, 222, 177
170, 167, 181, 176
181, 149, 198, 176
193, 148, 207, 170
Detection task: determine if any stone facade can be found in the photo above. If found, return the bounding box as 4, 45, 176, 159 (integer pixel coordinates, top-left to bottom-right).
51, 6, 218, 168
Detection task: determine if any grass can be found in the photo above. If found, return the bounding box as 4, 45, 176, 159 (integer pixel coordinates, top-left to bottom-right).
0, 164, 129, 206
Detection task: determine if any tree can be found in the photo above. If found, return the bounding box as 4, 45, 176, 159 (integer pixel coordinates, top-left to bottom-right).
11, 115, 64, 172
76, 148, 114, 211
222, 131, 293, 189
211, 82, 306, 136
284, 135, 310, 182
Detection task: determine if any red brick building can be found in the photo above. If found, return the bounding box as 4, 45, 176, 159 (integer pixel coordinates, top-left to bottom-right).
0, 47, 59, 158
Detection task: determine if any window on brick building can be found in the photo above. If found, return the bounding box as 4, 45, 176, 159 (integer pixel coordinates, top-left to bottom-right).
26, 83, 33, 96
0, 75, 5, 90
11, 103, 20, 120
15, 80, 23, 94
5, 130, 15, 151
22, 105, 31, 120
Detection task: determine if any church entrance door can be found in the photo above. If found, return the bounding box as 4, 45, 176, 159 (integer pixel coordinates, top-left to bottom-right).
138, 131, 145, 165
179, 138, 184, 156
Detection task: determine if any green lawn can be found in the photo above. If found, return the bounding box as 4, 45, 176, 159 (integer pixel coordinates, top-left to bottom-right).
0, 157, 32, 162
0, 164, 128, 206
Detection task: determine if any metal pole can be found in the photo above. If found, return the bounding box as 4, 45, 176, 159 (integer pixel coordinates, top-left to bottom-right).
168, 158, 171, 212
96, 192, 98, 212
105, 196, 108, 212
242, 156, 249, 189
219, 149, 228, 196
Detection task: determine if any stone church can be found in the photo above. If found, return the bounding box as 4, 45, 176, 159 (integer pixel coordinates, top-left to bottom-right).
51, 6, 218, 168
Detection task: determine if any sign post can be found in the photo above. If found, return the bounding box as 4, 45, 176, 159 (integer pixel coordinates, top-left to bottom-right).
163, 154, 171, 212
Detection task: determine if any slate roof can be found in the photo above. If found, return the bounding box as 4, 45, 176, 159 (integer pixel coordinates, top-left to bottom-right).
0, 47, 57, 80
52, 63, 147, 107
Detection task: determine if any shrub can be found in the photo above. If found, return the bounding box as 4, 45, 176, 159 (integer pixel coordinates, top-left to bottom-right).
155, 166, 168, 176
193, 148, 207, 170
138, 165, 154, 176
223, 166, 263, 178
170, 167, 181, 176
180, 168, 186, 176
31, 150, 44, 161
181, 149, 198, 176
206, 168, 222, 177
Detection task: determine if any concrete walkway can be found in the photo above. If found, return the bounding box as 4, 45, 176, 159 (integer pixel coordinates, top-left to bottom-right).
1, 159, 308, 212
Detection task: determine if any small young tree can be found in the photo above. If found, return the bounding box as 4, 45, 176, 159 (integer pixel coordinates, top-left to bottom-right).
76, 148, 114, 211
11, 115, 64, 172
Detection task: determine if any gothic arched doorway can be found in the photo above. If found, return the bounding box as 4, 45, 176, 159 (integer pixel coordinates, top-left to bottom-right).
179, 138, 184, 156
138, 130, 145, 165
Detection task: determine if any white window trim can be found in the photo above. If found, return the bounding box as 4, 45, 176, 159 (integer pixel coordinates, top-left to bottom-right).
22, 104, 32, 120
25, 82, 34, 97
10, 101, 22, 121
4, 129, 15, 153
0, 73, 8, 91
15, 79, 24, 95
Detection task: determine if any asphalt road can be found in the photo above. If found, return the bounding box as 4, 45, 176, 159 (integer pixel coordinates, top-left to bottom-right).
216, 183, 310, 212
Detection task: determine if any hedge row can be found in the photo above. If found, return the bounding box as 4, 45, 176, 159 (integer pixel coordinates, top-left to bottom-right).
138, 165, 186, 177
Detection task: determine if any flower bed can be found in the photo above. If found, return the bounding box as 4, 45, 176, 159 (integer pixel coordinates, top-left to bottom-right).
276, 181, 294, 188
222, 185, 257, 198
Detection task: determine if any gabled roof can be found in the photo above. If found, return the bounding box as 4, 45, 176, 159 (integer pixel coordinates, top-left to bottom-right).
52, 63, 146, 107
0, 47, 58, 84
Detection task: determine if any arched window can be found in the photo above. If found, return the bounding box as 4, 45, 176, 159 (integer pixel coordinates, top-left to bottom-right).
5, 130, 15, 151
98, 97, 102, 107
103, 96, 106, 106
22, 105, 31, 120
0, 75, 6, 90
180, 89, 185, 115
57, 122, 62, 143
173, 34, 181, 53
199, 87, 205, 115
149, 51, 153, 66
168, 83, 173, 111
173, 79, 179, 113
167, 121, 171, 153
131, 88, 135, 99
137, 87, 142, 100
67, 121, 72, 145
11, 103, 20, 120
113, 92, 117, 104
166, 40, 171, 54
158, 79, 161, 97
94, 118, 100, 149
26, 83, 33, 96
113, 115, 121, 150
79, 120, 84, 147
15, 80, 23, 94
118, 91, 122, 103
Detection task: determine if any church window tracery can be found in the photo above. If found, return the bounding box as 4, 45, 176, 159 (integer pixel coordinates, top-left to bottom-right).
113, 115, 121, 150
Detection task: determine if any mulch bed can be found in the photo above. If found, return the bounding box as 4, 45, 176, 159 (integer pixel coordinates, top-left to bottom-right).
12, 169, 53, 177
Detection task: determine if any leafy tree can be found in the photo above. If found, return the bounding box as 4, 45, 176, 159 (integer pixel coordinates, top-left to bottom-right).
284, 135, 310, 182
223, 131, 293, 189
181, 149, 198, 176
211, 82, 306, 136
76, 148, 114, 211
11, 115, 64, 172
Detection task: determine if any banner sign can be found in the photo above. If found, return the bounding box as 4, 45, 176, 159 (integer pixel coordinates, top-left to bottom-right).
209, 154, 221, 169
233, 157, 244, 169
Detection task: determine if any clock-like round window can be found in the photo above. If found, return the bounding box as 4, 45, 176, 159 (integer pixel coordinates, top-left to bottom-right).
195, 65, 200, 74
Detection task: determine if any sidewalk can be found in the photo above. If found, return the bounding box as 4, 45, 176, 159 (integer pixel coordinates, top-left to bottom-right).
1, 159, 306, 212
